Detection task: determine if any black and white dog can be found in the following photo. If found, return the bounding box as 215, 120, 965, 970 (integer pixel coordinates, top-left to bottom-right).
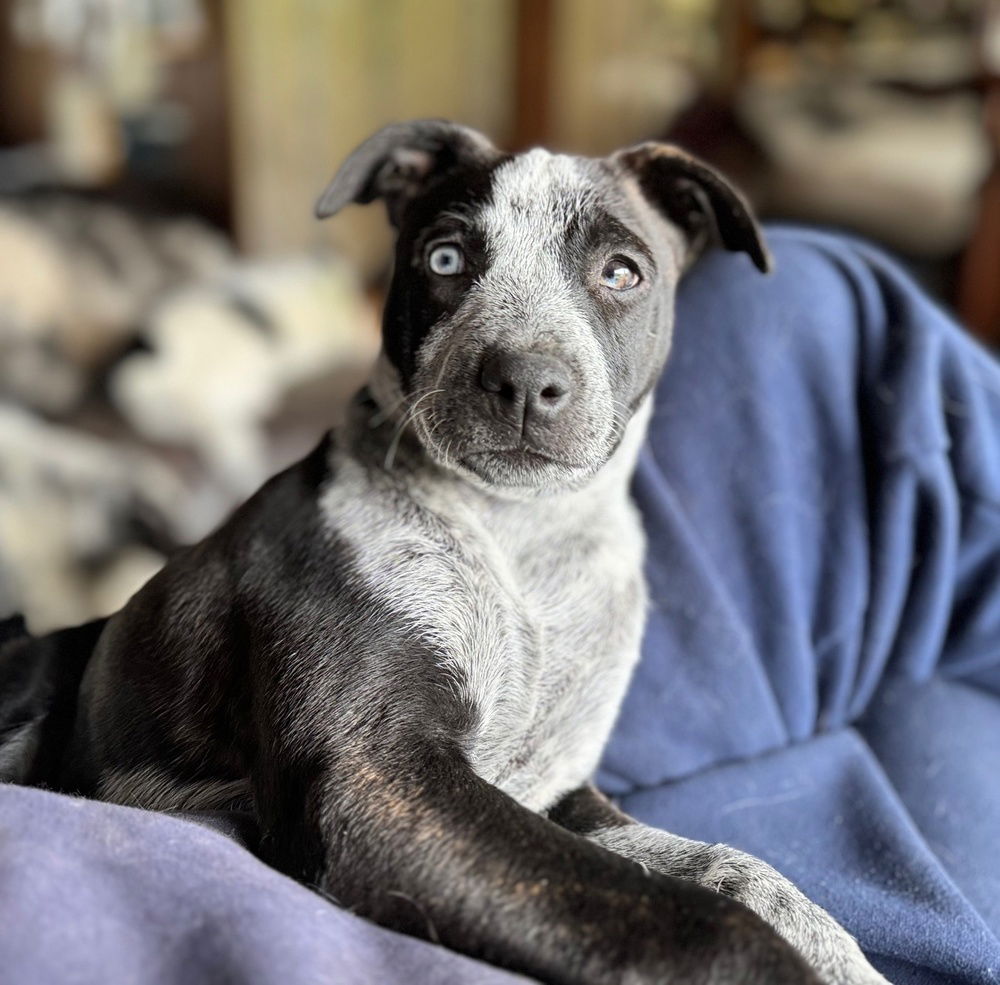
1, 121, 889, 985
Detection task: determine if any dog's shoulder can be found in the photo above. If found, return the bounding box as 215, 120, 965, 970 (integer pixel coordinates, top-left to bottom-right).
225, 429, 336, 540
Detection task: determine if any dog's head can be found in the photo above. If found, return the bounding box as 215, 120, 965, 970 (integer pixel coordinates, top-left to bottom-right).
317, 120, 768, 496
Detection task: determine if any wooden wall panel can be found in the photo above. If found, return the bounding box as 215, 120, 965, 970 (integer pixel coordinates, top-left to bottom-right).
546, 0, 719, 155
225, 0, 516, 274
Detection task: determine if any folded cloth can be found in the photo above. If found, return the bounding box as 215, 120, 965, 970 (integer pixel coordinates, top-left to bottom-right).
2, 228, 998, 984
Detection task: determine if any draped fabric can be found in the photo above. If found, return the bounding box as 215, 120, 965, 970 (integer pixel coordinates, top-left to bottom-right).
602, 228, 1000, 984
1, 228, 997, 984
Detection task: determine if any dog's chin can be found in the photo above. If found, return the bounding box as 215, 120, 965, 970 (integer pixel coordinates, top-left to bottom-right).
410, 410, 623, 497
436, 446, 600, 497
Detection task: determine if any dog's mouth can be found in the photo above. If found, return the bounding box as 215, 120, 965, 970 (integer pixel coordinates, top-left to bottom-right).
458, 445, 594, 487
465, 446, 583, 466
400, 375, 622, 492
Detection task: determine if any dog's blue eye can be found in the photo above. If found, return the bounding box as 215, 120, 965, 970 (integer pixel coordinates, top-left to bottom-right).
600, 258, 640, 291
428, 244, 465, 276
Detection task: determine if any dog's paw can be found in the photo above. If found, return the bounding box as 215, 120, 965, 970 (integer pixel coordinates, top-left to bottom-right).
702, 848, 890, 985
818, 954, 891, 985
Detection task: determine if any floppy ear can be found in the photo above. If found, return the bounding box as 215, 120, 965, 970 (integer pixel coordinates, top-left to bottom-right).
613, 142, 771, 273
315, 119, 498, 226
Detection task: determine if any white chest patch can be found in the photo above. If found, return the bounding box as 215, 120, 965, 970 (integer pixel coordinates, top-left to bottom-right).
472, 152, 606, 357
320, 403, 651, 813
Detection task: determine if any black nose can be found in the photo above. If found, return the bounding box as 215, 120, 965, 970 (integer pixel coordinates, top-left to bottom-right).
479, 351, 572, 430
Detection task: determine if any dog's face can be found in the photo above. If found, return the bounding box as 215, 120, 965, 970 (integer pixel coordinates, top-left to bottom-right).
317, 121, 768, 495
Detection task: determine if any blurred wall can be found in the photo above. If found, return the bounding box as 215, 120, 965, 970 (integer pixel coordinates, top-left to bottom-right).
547, 0, 721, 154
226, 0, 517, 274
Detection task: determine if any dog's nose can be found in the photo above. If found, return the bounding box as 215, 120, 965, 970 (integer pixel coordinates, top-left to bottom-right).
479, 351, 572, 429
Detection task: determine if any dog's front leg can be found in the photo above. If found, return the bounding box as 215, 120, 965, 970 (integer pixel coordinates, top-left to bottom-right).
547, 785, 889, 985
249, 717, 819, 984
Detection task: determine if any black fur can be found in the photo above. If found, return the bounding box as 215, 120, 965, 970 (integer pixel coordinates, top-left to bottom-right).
0, 615, 107, 784
0, 126, 820, 985
2, 421, 815, 983
382, 160, 505, 387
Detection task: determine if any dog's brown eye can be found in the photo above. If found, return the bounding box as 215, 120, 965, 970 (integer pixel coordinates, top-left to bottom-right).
428, 243, 465, 276
600, 257, 640, 291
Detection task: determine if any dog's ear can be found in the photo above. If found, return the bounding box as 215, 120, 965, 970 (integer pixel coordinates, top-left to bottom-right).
315, 119, 497, 226
613, 142, 771, 273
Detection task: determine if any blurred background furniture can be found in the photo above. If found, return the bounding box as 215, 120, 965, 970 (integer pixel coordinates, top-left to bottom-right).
956, 2, 1000, 339
1, 0, 998, 629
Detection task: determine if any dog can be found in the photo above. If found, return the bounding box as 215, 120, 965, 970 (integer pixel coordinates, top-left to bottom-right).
0, 120, 889, 985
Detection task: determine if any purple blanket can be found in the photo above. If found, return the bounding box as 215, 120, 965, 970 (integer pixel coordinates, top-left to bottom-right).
0, 784, 526, 984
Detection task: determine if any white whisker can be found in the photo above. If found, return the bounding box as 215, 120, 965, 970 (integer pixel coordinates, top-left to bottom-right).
383, 389, 444, 471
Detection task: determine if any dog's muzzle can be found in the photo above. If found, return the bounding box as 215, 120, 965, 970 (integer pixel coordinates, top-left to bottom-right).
410, 339, 616, 492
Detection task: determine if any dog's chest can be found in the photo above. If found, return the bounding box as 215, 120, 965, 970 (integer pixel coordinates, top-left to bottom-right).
479, 502, 648, 810
325, 459, 647, 812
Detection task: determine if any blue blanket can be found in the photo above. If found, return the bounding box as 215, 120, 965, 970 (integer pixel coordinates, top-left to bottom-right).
2, 228, 998, 984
